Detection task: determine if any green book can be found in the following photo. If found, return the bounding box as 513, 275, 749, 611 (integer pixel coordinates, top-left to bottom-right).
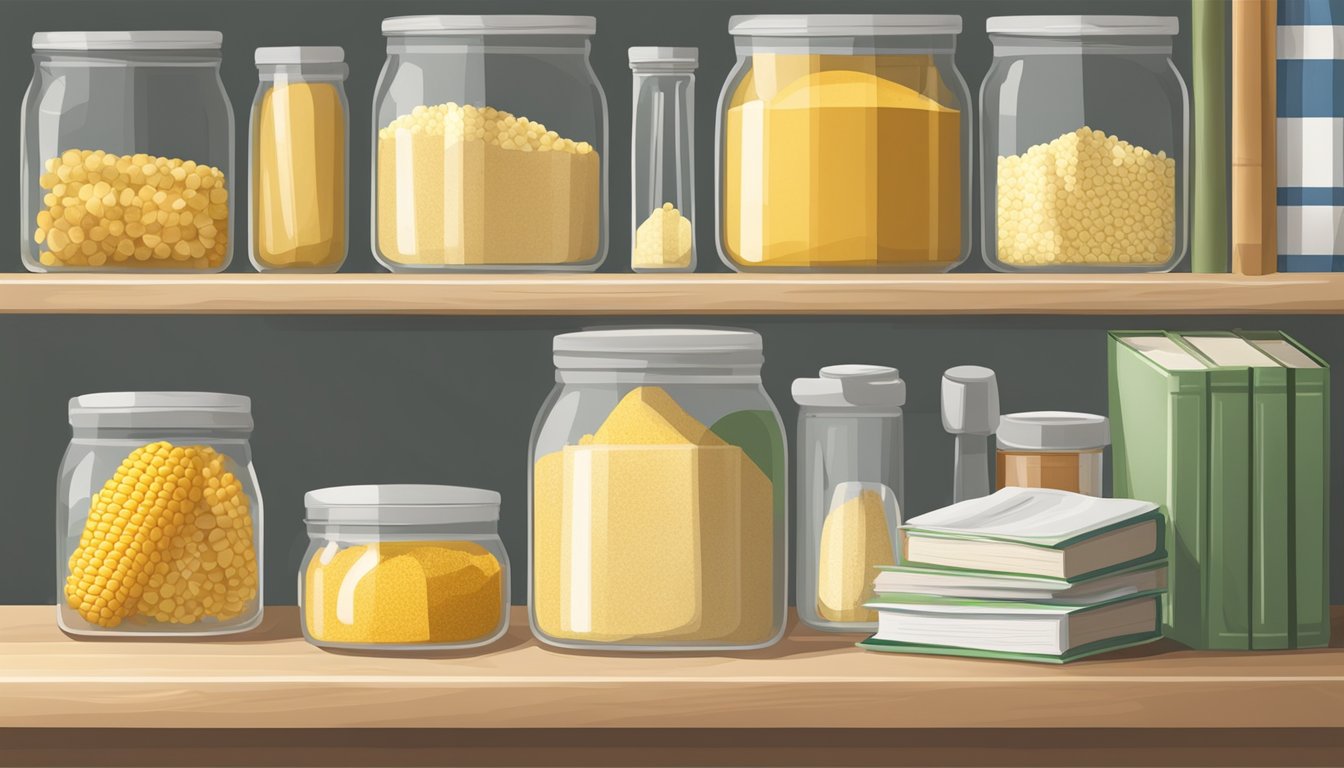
1109, 332, 1211, 648
857, 592, 1163, 664
1241, 332, 1332, 648
873, 559, 1167, 604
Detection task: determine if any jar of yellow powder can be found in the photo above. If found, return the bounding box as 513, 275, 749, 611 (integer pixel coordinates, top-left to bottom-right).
716, 15, 970, 272
793, 366, 905, 632
22, 32, 235, 272
301, 485, 509, 651
530, 328, 787, 650
981, 16, 1187, 271
56, 393, 262, 636
249, 47, 348, 272
372, 16, 608, 271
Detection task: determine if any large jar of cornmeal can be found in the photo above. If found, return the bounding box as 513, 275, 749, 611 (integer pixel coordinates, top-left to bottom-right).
530, 328, 787, 650
716, 15, 970, 271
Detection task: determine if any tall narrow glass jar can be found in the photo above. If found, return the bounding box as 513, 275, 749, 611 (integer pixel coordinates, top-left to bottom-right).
630, 47, 697, 272
250, 47, 349, 272
793, 365, 905, 632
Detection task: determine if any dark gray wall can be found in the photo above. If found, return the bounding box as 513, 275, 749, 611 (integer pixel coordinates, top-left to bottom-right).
3, 1, 1335, 608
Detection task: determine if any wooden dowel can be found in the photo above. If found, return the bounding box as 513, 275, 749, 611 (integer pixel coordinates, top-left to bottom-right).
1232, 0, 1278, 276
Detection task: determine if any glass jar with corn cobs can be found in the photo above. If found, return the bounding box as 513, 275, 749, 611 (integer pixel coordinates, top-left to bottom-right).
21, 32, 234, 273
56, 393, 262, 637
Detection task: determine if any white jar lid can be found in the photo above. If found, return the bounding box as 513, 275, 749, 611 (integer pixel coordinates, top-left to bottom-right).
33, 31, 223, 51
793, 364, 906, 408
382, 15, 596, 36
997, 411, 1110, 452
629, 46, 698, 67
986, 16, 1179, 37
255, 46, 345, 65
305, 484, 501, 525
553, 327, 763, 372
68, 391, 252, 431
729, 14, 962, 37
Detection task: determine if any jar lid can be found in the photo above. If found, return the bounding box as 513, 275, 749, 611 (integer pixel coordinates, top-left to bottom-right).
382, 15, 596, 36
997, 411, 1110, 452
986, 16, 1179, 37
305, 484, 501, 525
553, 328, 763, 372
729, 15, 963, 37
628, 46, 699, 68
68, 392, 252, 431
793, 365, 906, 408
254, 46, 345, 65
33, 31, 224, 51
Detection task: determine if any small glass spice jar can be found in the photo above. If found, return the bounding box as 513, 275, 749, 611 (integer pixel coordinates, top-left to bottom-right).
630, 47, 697, 272
996, 411, 1110, 497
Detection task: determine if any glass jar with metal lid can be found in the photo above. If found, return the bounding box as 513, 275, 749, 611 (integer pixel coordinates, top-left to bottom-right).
529, 327, 787, 651
56, 392, 262, 636
22, 31, 235, 272
716, 14, 971, 272
981, 16, 1188, 272
996, 411, 1111, 496
301, 485, 509, 651
630, 46, 698, 272
793, 365, 905, 632
372, 15, 608, 272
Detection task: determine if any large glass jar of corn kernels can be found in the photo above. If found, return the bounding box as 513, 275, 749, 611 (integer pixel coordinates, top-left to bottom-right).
981, 16, 1188, 272
372, 15, 608, 272
56, 393, 262, 637
21, 32, 234, 273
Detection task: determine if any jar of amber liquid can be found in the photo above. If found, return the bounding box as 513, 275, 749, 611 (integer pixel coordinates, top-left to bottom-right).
996, 412, 1109, 497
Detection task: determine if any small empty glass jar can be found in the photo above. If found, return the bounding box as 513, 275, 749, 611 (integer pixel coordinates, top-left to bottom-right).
301, 484, 510, 652
793, 365, 905, 632
996, 411, 1110, 496
630, 47, 697, 272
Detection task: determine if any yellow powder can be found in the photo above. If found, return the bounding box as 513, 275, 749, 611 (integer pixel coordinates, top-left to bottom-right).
253, 81, 345, 269
817, 490, 894, 623
376, 102, 600, 267
633, 202, 693, 269
304, 540, 502, 646
533, 386, 775, 644
995, 126, 1176, 267
723, 58, 961, 268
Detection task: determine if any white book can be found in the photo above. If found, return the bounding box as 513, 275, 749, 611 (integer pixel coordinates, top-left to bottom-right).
873, 561, 1167, 604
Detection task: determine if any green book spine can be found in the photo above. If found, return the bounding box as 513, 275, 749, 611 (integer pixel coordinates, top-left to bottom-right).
1109, 332, 1210, 648
1192, 0, 1229, 273
1204, 363, 1252, 649
857, 632, 1162, 665
1251, 365, 1291, 650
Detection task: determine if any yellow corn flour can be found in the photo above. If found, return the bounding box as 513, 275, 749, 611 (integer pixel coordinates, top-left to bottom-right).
724, 55, 961, 268
253, 81, 346, 269
305, 540, 502, 645
64, 441, 259, 628
376, 102, 600, 267
817, 489, 894, 623
533, 386, 775, 643
633, 202, 693, 269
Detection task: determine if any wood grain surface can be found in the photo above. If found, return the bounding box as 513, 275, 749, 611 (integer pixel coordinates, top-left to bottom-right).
2, 606, 1344, 731
1231, 0, 1278, 276
0, 273, 1341, 315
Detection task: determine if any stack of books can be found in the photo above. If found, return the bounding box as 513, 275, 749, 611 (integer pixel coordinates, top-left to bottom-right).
859, 487, 1168, 663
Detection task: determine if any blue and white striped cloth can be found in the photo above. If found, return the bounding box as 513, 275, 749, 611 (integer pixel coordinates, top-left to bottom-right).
1279, 0, 1344, 271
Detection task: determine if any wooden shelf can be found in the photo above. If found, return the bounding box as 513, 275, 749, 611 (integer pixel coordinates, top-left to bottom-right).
0, 272, 1341, 315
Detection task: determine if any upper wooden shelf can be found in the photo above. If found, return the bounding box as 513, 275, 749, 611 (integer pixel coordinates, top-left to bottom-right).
0, 272, 1341, 315
3, 605, 1344, 731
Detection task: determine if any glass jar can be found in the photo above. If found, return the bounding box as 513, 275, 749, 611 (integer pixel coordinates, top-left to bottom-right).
300, 485, 509, 652
716, 15, 970, 272
529, 328, 786, 651
250, 47, 349, 273
21, 32, 234, 273
996, 411, 1110, 496
56, 393, 262, 637
793, 365, 904, 632
630, 47, 697, 272
372, 15, 608, 272
981, 16, 1188, 272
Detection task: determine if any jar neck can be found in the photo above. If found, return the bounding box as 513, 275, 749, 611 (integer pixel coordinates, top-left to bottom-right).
557, 369, 763, 385
990, 35, 1173, 57
35, 50, 223, 67
70, 426, 253, 441
736, 35, 958, 55
306, 521, 500, 540
258, 62, 349, 82
386, 35, 591, 55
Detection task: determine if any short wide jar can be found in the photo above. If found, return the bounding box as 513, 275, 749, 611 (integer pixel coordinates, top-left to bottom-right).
996, 411, 1110, 497
301, 485, 509, 651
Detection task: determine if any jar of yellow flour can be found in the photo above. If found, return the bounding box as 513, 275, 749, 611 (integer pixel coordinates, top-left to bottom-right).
716, 15, 970, 271
249, 47, 348, 272
301, 485, 509, 652
530, 328, 786, 650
